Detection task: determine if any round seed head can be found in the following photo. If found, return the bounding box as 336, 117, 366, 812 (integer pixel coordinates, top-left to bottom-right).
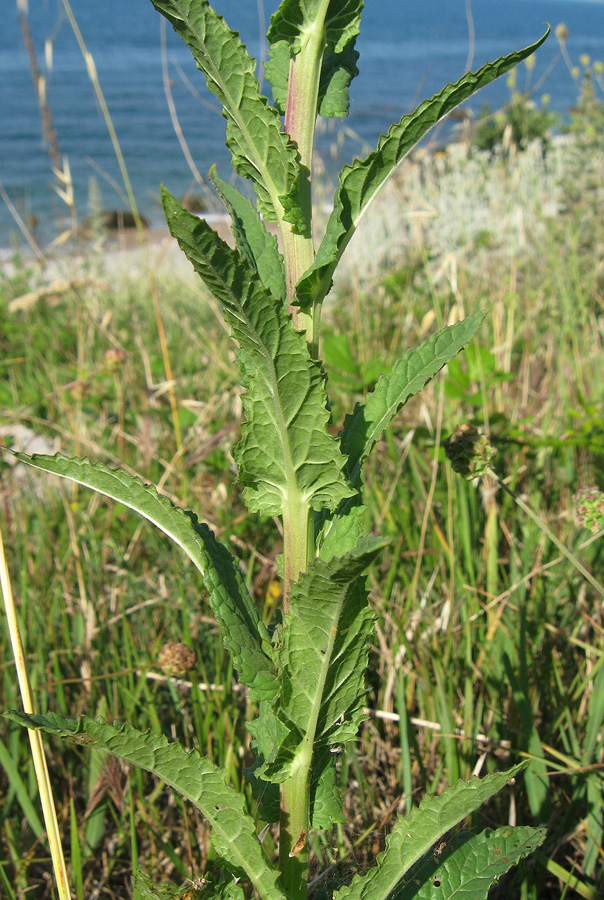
157, 642, 196, 677
444, 424, 496, 480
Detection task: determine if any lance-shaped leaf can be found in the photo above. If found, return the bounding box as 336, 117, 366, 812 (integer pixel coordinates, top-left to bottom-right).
333, 762, 529, 900
11, 452, 277, 702
390, 826, 546, 900
296, 29, 550, 308
4, 713, 285, 900
258, 537, 387, 782
266, 37, 359, 120
148, 0, 303, 228
162, 189, 354, 516
340, 312, 487, 489
209, 167, 287, 302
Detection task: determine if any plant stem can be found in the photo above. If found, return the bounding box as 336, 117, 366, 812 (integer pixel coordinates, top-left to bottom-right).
281, 2, 331, 355
282, 494, 314, 613
279, 760, 310, 900
277, 8, 333, 896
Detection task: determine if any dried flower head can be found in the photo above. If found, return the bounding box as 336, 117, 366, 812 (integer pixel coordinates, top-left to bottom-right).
103, 347, 126, 374
157, 642, 196, 678
444, 424, 496, 480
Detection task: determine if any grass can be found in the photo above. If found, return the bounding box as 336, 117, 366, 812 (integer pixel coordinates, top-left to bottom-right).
1, 117, 604, 898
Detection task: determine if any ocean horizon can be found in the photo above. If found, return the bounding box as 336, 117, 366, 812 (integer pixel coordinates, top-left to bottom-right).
1, 0, 603, 246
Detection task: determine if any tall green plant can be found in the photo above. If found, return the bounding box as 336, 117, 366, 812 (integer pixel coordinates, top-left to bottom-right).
6, 3, 550, 897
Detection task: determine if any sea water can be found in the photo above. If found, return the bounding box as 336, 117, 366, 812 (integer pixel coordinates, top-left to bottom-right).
1, 0, 603, 245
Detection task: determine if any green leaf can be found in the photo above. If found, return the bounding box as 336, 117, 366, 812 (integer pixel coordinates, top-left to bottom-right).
309, 748, 345, 829
258, 537, 387, 782
10, 452, 276, 702
340, 312, 487, 488
333, 763, 529, 900
266, 37, 360, 120
268, 0, 363, 56
316, 497, 367, 561
162, 189, 354, 517
296, 29, 550, 307
209, 167, 287, 302
4, 713, 285, 900
134, 870, 245, 900
148, 0, 303, 228
391, 826, 546, 900
317, 39, 360, 119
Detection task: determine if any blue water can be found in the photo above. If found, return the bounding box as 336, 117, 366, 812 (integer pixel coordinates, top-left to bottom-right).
1, 0, 603, 245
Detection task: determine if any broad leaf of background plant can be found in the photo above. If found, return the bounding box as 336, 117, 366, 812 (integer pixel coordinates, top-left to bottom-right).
148, 0, 303, 228
295, 28, 550, 307
339, 312, 487, 489
265, 38, 359, 119
162, 189, 354, 516
11, 452, 277, 702
4, 713, 285, 900
333, 763, 528, 900
209, 167, 287, 302
390, 826, 546, 900
258, 537, 387, 782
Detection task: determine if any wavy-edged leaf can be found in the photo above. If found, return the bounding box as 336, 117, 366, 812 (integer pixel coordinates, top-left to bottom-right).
148, 0, 303, 228
4, 713, 285, 900
317, 38, 359, 119
267, 0, 363, 56
333, 763, 529, 900
316, 497, 366, 561
340, 312, 487, 489
266, 37, 359, 120
11, 452, 276, 702
209, 167, 287, 302
296, 29, 550, 307
257, 537, 387, 783
162, 189, 354, 516
391, 826, 546, 900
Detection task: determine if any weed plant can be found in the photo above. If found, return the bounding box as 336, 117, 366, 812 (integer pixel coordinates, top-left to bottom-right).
1, 3, 603, 900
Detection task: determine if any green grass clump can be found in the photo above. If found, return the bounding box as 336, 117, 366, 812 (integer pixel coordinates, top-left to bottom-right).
1, 124, 603, 898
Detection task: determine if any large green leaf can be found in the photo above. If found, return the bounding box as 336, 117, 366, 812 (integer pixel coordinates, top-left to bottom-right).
295, 29, 550, 307
4, 713, 285, 900
11, 452, 276, 702
391, 826, 546, 900
333, 763, 529, 900
268, 0, 363, 56
209, 167, 287, 302
257, 537, 387, 783
340, 312, 487, 489
162, 189, 354, 517
148, 0, 303, 228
